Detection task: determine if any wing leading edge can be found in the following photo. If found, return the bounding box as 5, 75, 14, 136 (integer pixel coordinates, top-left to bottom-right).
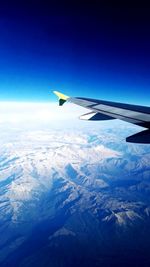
53, 91, 150, 143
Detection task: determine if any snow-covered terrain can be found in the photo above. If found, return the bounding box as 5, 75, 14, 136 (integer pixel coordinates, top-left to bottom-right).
0, 102, 150, 267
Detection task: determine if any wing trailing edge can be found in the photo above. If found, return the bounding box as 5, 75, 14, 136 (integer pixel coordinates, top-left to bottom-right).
79, 112, 115, 121
126, 129, 150, 144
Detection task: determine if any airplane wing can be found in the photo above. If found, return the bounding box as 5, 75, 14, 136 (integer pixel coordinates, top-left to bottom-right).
53, 91, 150, 144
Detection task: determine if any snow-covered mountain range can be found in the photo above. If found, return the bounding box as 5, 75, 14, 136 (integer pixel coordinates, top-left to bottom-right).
0, 104, 150, 267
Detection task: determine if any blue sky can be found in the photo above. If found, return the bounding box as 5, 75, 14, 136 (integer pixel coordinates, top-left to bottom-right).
0, 4, 150, 105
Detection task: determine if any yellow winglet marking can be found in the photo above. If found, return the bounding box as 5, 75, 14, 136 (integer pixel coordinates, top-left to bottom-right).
53, 91, 69, 100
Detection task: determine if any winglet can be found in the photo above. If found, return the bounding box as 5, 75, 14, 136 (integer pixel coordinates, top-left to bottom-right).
53, 91, 69, 106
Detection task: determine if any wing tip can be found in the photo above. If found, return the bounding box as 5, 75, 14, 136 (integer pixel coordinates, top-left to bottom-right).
53, 91, 69, 100
53, 91, 70, 106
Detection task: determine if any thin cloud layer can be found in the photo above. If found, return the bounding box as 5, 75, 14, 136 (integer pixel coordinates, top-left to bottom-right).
0, 102, 85, 124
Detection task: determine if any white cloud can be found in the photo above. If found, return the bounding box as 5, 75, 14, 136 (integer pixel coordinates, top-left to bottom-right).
0, 101, 86, 125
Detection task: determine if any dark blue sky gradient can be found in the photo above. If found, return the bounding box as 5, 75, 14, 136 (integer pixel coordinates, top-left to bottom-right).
0, 3, 150, 105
